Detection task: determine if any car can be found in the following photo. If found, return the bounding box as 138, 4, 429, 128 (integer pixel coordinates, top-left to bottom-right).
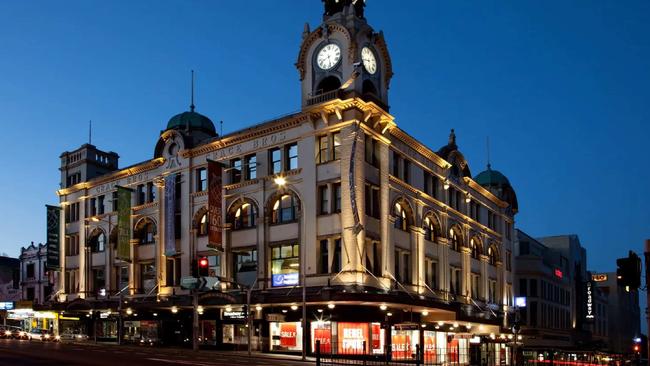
7, 327, 29, 340
28, 329, 59, 342
59, 331, 88, 342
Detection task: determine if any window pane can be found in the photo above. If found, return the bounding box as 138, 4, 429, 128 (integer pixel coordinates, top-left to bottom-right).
332, 132, 341, 160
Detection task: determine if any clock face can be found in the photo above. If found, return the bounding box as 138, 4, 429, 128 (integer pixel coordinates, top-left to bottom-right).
316, 43, 341, 70
361, 47, 377, 74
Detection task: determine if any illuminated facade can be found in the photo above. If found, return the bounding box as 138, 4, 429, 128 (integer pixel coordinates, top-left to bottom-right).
53, 1, 519, 361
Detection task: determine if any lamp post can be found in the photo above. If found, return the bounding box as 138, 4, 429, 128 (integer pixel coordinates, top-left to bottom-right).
87, 215, 114, 343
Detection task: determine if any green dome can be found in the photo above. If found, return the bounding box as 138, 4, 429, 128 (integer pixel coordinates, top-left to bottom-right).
166, 111, 216, 135
474, 165, 511, 186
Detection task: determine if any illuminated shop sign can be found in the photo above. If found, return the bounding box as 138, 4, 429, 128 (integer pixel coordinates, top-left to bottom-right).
223, 311, 246, 320
592, 274, 608, 282
585, 281, 595, 320
339, 323, 368, 355
0, 302, 14, 310
514, 297, 526, 307
280, 323, 297, 347
272, 273, 299, 287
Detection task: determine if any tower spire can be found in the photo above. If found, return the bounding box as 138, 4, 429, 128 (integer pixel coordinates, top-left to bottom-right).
190, 70, 195, 112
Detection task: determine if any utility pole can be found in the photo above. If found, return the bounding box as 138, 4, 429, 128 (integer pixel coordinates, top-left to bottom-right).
192, 289, 199, 351
643, 239, 650, 357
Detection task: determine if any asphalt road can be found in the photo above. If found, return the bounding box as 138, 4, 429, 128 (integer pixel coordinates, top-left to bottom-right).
0, 339, 312, 366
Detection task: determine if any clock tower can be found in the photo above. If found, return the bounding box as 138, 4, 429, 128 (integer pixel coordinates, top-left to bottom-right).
296, 0, 393, 110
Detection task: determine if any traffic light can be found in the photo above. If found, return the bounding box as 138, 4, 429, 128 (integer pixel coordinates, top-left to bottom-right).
616, 251, 641, 290
198, 257, 209, 277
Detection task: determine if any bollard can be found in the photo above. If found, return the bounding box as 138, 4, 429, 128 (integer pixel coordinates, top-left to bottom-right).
316, 340, 321, 366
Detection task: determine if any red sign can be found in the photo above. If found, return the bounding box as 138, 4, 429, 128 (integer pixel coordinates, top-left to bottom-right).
554, 269, 563, 279
280, 323, 297, 347
423, 334, 437, 362
208, 160, 223, 251
391, 334, 412, 360
338, 323, 368, 355
313, 328, 331, 353
371, 323, 381, 350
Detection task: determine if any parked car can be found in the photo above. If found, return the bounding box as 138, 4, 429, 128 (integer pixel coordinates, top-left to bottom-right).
7, 327, 29, 340
59, 330, 88, 342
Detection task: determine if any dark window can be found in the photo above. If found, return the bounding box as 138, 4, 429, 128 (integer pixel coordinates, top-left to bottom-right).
394, 249, 401, 282
530, 278, 537, 297
403, 160, 410, 184
519, 278, 528, 296
137, 185, 145, 205
166, 257, 181, 287
392, 152, 400, 177
136, 221, 156, 244
231, 202, 256, 230
272, 195, 297, 224
197, 168, 207, 192
319, 240, 329, 274
98, 195, 105, 215
245, 154, 257, 180
365, 184, 380, 219
90, 232, 105, 253
333, 183, 341, 213
317, 135, 329, 164
147, 183, 155, 203
331, 239, 341, 273
26, 263, 35, 279
89, 197, 96, 216
270, 148, 282, 174
26, 287, 35, 301
318, 185, 329, 215
112, 191, 118, 212
529, 301, 538, 327
92, 268, 105, 293
364, 134, 379, 168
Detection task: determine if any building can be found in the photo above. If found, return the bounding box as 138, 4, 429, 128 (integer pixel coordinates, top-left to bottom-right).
592, 272, 641, 354
20, 242, 56, 305
52, 1, 520, 363
0, 256, 20, 302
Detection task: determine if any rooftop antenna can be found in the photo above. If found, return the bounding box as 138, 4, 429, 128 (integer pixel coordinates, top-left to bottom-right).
220, 120, 223, 137
190, 70, 195, 112
486, 136, 491, 169
89, 120, 92, 145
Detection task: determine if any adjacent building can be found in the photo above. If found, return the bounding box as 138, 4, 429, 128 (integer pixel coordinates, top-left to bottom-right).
0, 256, 20, 302
51, 2, 521, 363
20, 242, 56, 305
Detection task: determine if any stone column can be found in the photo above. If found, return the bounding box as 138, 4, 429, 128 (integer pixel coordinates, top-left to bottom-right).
412, 227, 425, 293
379, 141, 391, 287
129, 239, 138, 295
461, 246, 471, 300
79, 197, 88, 297
480, 254, 489, 301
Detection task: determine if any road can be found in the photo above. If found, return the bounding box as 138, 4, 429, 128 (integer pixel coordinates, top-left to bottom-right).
0, 339, 312, 366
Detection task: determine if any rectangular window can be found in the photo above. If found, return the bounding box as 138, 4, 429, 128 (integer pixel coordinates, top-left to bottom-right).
529, 301, 537, 327
92, 268, 105, 293
519, 278, 528, 296
233, 249, 257, 287
332, 183, 341, 213
529, 278, 537, 297
506, 250, 512, 271
270, 147, 282, 174
26, 263, 35, 279
319, 240, 329, 274
147, 182, 155, 203
366, 241, 381, 277
286, 143, 298, 170
140, 263, 156, 293
197, 168, 207, 192
318, 185, 329, 215
364, 183, 380, 219
332, 239, 342, 273
332, 132, 341, 160
65, 234, 79, 256
392, 152, 400, 177
230, 158, 242, 183
471, 273, 480, 299
137, 184, 146, 205
403, 160, 410, 184
97, 195, 105, 215
317, 135, 329, 164
112, 191, 118, 212
166, 257, 181, 287
450, 268, 462, 295
394, 249, 401, 283
364, 134, 379, 167
271, 244, 300, 287
403, 252, 411, 284
245, 154, 257, 180
90, 197, 97, 216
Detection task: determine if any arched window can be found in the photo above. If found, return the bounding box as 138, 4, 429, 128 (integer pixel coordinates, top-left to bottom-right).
423, 215, 441, 242
88, 230, 105, 253
488, 246, 498, 266
272, 194, 298, 224
449, 227, 462, 252
394, 202, 408, 231
135, 219, 156, 245
470, 237, 481, 260
230, 201, 257, 230
198, 213, 208, 236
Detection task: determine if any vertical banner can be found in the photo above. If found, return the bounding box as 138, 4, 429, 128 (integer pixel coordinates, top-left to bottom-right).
45, 205, 62, 270
208, 160, 223, 251
116, 186, 132, 261
164, 173, 177, 257
585, 281, 595, 322
349, 123, 363, 235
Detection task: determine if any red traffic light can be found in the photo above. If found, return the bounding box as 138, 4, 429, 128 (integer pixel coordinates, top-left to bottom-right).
634, 345, 640, 352
198, 257, 209, 268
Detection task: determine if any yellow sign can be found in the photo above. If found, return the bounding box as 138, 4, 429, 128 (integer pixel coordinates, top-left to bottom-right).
592, 274, 608, 282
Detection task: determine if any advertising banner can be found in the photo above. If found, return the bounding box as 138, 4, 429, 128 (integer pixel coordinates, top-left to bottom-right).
164, 173, 177, 256
45, 205, 61, 270
116, 186, 132, 261
585, 281, 595, 322
371, 323, 381, 351
207, 160, 223, 250
391, 334, 411, 360
338, 322, 368, 355
272, 272, 299, 287
423, 331, 437, 362
313, 327, 332, 353
280, 323, 297, 347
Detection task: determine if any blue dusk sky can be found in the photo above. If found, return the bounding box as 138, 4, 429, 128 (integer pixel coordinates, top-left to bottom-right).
0, 1, 648, 274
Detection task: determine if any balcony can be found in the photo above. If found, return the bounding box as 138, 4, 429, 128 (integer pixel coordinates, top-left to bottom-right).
306, 89, 342, 106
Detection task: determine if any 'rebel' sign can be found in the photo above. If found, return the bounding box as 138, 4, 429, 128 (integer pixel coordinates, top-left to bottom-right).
585, 281, 595, 321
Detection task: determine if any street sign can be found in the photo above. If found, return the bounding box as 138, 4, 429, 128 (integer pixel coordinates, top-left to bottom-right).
181, 276, 199, 290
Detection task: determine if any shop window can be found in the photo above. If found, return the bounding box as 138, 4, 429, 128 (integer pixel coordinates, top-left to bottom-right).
337, 322, 369, 355
270, 322, 303, 352
233, 249, 257, 287
391, 327, 420, 360
271, 194, 297, 224
271, 244, 300, 287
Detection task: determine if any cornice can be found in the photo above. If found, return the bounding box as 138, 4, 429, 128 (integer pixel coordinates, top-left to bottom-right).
389, 128, 449, 169
465, 178, 508, 209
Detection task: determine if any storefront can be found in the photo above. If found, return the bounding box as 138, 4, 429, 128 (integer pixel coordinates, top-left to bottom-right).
123, 320, 160, 344
221, 309, 248, 350
7, 309, 58, 333
306, 321, 385, 355
270, 321, 303, 352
